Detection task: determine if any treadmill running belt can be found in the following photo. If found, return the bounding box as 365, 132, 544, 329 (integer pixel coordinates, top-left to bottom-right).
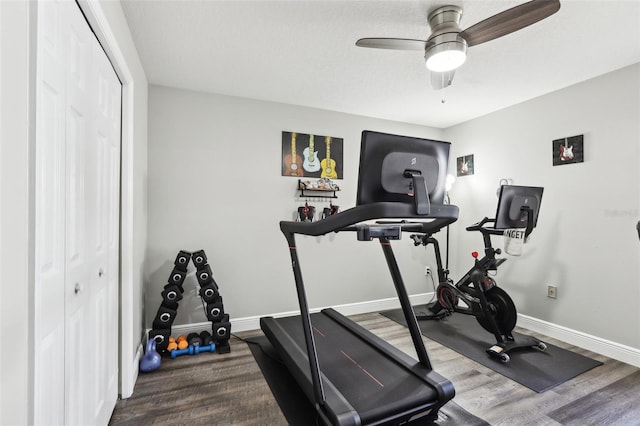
269, 312, 439, 424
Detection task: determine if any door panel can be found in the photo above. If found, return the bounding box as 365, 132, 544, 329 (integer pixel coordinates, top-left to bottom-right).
91, 33, 121, 424
34, 331, 65, 425
64, 304, 88, 426
64, 1, 93, 424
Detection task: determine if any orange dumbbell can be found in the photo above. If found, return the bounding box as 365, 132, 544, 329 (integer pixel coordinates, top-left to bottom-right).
167, 337, 178, 352
176, 335, 188, 350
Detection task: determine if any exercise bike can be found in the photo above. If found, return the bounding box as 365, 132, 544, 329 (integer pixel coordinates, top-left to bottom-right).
411, 187, 547, 363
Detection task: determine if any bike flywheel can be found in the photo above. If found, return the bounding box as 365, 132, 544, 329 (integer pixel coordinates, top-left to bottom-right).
476, 286, 517, 336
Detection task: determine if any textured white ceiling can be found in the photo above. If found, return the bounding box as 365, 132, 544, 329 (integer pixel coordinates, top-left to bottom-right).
121, 0, 640, 128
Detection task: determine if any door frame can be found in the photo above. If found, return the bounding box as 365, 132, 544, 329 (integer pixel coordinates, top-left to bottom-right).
76, 0, 138, 398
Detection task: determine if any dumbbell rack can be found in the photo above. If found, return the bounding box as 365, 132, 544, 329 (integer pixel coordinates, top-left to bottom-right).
149, 250, 231, 354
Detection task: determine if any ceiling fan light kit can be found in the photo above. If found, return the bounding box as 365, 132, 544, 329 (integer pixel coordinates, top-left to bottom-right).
425, 5, 467, 72
424, 35, 467, 72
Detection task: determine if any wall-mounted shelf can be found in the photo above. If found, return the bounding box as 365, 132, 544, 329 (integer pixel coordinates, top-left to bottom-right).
298, 179, 339, 199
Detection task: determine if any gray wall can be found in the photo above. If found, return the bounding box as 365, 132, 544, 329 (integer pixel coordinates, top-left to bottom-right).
444, 63, 640, 348
147, 86, 446, 326
147, 64, 639, 353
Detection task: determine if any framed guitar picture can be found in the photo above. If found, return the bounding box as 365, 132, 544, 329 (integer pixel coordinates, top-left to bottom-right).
282, 131, 343, 179
553, 134, 584, 166
456, 154, 474, 177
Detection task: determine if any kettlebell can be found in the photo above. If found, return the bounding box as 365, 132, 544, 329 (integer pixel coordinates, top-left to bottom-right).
140, 338, 162, 373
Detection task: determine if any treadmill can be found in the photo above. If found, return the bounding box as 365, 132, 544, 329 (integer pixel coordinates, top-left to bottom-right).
261, 131, 459, 425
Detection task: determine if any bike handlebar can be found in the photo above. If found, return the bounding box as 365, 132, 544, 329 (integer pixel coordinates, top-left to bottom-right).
466, 207, 535, 238
465, 217, 503, 235
411, 209, 535, 248
465, 217, 492, 231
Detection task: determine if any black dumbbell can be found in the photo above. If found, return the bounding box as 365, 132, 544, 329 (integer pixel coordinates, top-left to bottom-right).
152, 306, 177, 330
212, 315, 231, 342
192, 250, 208, 269
162, 284, 183, 304
205, 298, 225, 322
212, 317, 231, 354
174, 250, 192, 271
199, 283, 219, 303
168, 267, 187, 287
196, 264, 214, 286
200, 331, 213, 346
187, 332, 202, 347
149, 329, 171, 351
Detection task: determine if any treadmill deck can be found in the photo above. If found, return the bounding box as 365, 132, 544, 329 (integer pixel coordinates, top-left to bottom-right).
261, 309, 443, 425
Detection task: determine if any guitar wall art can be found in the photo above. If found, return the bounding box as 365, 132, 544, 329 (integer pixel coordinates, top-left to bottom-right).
281, 131, 343, 179
552, 134, 584, 166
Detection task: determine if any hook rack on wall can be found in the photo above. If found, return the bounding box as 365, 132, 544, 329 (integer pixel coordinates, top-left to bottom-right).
298, 179, 339, 199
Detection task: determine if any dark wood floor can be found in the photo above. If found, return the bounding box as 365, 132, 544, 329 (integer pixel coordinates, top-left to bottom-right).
110, 313, 640, 425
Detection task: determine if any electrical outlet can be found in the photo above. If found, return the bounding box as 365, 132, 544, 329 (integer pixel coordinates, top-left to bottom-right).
547, 285, 557, 299
424, 266, 431, 276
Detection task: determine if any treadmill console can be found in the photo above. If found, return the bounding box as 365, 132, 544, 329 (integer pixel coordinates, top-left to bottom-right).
356, 225, 402, 241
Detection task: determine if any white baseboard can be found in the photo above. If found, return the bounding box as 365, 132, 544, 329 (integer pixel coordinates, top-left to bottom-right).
170, 293, 433, 336
166, 295, 640, 369
517, 313, 640, 368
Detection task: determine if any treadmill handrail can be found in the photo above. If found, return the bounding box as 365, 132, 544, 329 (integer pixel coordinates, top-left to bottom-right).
281, 202, 459, 236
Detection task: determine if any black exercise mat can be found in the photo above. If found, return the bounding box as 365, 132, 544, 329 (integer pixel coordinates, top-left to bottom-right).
247, 334, 489, 426
381, 306, 602, 393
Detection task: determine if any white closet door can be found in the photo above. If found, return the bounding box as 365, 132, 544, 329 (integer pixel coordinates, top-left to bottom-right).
88, 28, 121, 425
63, 1, 94, 424
35, 1, 121, 424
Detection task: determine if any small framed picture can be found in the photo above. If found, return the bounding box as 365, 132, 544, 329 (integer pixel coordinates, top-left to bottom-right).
553, 135, 584, 166
457, 154, 474, 176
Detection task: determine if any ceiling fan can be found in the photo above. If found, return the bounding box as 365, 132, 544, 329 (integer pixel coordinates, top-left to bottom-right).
356, 0, 561, 90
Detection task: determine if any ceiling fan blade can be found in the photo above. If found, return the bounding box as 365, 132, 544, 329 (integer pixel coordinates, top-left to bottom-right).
459, 0, 560, 47
355, 38, 430, 51
431, 70, 455, 90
